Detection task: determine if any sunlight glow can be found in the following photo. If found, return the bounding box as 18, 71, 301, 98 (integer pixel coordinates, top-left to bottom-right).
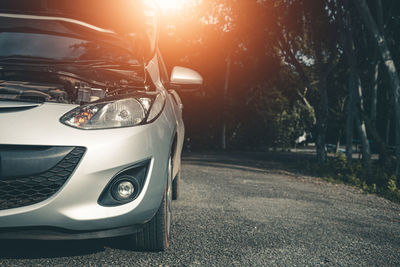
157, 0, 185, 12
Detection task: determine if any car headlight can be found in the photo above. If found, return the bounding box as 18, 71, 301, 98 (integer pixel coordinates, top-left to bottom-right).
60, 93, 166, 130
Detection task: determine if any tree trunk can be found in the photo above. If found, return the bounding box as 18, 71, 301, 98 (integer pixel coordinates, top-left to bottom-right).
363, 60, 389, 164
342, 5, 355, 162
297, 87, 313, 110
355, 115, 371, 167
346, 73, 355, 162
341, 1, 371, 168
316, 73, 328, 163
370, 60, 379, 127
337, 1, 355, 162
369, 0, 382, 160
354, 0, 400, 174
346, 68, 355, 162
355, 76, 371, 168
386, 119, 391, 145
311, 28, 330, 163
336, 129, 342, 154
384, 87, 392, 163
221, 50, 232, 150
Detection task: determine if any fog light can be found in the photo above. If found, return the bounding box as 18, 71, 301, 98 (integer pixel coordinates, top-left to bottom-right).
116, 181, 135, 199
98, 160, 150, 207
111, 176, 138, 201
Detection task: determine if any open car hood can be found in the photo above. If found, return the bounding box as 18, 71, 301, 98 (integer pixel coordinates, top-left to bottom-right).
0, 0, 159, 62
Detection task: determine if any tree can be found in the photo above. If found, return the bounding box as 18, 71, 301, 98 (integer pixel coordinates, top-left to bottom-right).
263, 0, 341, 162
337, 0, 371, 167
354, 0, 400, 173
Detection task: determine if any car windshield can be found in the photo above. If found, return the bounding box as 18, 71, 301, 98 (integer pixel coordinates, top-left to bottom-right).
0, 32, 139, 64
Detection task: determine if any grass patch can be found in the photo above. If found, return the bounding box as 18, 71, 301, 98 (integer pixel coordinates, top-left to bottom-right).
290, 154, 400, 203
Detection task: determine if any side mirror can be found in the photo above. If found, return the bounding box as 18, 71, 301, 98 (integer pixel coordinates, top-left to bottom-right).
170, 66, 203, 92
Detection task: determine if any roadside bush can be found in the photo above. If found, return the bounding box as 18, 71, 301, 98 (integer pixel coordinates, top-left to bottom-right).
294, 155, 400, 203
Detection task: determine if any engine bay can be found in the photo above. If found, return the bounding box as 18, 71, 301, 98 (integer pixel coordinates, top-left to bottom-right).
0, 69, 148, 104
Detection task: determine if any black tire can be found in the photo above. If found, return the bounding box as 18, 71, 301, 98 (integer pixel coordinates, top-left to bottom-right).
172, 170, 180, 200
130, 157, 172, 251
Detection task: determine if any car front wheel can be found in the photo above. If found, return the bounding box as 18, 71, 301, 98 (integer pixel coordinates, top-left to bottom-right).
130, 157, 172, 251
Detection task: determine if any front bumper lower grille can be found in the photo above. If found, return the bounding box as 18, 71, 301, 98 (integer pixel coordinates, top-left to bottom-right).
0, 147, 86, 210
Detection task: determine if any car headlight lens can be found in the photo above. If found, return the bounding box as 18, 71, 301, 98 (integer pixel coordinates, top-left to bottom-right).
60, 93, 165, 129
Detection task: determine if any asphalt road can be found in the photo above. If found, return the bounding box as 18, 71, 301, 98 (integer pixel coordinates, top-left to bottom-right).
0, 152, 399, 266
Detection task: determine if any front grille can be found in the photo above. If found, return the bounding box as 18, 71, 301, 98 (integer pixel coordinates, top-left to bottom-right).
0, 147, 86, 210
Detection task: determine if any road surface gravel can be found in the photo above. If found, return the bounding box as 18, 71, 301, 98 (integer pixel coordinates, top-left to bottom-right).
0, 152, 399, 266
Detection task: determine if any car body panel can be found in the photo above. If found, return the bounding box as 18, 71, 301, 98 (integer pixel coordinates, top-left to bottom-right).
0, 96, 178, 231
0, 8, 187, 242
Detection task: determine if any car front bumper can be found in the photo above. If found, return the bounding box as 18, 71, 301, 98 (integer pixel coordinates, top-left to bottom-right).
0, 102, 175, 236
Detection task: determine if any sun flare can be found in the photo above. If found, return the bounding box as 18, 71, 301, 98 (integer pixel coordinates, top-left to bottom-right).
156, 0, 185, 12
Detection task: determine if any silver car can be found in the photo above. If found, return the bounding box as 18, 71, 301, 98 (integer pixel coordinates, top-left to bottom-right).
0, 0, 202, 251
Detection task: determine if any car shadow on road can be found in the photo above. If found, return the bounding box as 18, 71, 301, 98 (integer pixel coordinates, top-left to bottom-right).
183, 160, 270, 174
0, 239, 106, 259
182, 151, 310, 174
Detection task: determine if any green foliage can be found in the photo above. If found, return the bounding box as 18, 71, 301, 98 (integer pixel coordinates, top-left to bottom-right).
388, 176, 397, 192
228, 84, 315, 150
158, 0, 400, 162
293, 154, 400, 203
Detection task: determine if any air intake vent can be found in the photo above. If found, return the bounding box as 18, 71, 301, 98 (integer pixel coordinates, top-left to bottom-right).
0, 147, 86, 210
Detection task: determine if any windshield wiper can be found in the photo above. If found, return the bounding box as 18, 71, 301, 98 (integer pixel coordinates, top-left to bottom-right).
0, 56, 139, 67
0, 55, 57, 63
66, 59, 140, 67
